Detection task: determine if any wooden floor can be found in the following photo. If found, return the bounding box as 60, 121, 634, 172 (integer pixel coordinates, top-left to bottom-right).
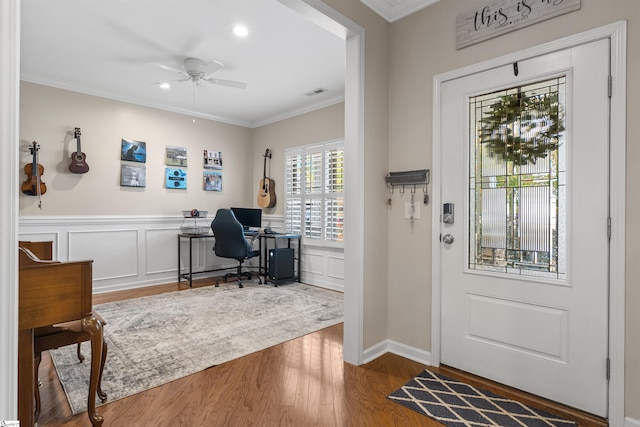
36, 280, 606, 427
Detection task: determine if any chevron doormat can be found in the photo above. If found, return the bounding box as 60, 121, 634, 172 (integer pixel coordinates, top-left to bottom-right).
388, 370, 576, 427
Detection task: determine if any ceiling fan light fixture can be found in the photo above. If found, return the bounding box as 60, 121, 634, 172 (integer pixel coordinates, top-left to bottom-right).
232, 25, 249, 37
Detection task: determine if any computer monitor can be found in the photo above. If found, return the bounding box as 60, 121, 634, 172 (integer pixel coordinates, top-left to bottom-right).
230, 207, 262, 231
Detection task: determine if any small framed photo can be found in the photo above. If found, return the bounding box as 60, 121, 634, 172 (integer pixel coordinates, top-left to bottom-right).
166, 167, 187, 189
166, 146, 188, 167
121, 139, 147, 163
204, 150, 222, 170
120, 164, 146, 187
203, 170, 222, 191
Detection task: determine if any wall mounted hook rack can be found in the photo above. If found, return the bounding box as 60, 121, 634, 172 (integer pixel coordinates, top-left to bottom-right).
385, 169, 430, 203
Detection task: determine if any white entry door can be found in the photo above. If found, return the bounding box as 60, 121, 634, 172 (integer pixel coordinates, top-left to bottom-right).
439, 39, 609, 417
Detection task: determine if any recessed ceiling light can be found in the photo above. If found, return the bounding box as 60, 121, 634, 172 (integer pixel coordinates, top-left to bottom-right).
232, 25, 249, 37
159, 83, 170, 89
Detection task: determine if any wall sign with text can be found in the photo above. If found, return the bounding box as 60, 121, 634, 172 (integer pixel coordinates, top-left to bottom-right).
456, 0, 581, 49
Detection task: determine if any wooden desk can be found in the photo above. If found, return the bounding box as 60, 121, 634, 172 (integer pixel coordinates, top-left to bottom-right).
18, 248, 104, 427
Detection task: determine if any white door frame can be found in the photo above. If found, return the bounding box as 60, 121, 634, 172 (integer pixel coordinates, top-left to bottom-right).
431, 21, 626, 425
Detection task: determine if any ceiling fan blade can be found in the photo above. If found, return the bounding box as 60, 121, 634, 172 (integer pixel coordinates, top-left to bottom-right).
204, 78, 247, 89
150, 77, 191, 86
152, 62, 188, 76
202, 60, 225, 74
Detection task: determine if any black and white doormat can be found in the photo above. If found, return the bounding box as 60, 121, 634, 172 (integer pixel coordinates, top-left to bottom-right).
388, 370, 576, 427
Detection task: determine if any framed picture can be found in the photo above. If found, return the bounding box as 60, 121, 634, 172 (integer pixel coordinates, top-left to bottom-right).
121, 139, 146, 163
166, 146, 188, 166
165, 167, 187, 189
120, 164, 146, 187
203, 150, 222, 170
203, 170, 222, 191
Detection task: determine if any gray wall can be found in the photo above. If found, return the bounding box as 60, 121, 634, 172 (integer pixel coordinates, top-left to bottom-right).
385, 0, 639, 420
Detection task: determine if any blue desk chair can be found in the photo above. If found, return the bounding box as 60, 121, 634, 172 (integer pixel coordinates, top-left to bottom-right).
210, 208, 260, 288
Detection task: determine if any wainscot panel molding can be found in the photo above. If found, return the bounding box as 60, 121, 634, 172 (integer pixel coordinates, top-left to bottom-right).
21, 215, 191, 293
20, 214, 344, 294
262, 214, 344, 292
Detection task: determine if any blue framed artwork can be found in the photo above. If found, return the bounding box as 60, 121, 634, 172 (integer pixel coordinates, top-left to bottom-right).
166, 167, 186, 189
121, 139, 147, 163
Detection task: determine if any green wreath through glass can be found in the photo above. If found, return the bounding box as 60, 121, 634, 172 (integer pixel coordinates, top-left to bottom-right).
479, 92, 564, 166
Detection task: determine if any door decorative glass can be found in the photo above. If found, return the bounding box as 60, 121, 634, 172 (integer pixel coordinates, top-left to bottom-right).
469, 77, 566, 279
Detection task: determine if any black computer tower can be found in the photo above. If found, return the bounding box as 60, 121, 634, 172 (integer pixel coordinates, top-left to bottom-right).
268, 248, 295, 281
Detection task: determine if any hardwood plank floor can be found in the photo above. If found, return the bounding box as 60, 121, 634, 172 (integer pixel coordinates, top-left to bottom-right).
37, 280, 437, 426
36, 280, 605, 426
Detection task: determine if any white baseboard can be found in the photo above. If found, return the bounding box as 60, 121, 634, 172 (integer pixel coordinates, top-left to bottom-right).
363, 339, 431, 366
626, 416, 640, 427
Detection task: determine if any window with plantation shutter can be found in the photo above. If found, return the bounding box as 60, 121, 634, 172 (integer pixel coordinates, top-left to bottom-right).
285, 140, 344, 246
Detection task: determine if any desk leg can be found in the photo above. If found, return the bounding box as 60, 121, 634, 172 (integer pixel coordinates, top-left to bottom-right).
259, 237, 263, 284
188, 237, 194, 287
262, 237, 267, 284
82, 316, 104, 427
18, 328, 34, 427
297, 238, 301, 283
177, 235, 181, 283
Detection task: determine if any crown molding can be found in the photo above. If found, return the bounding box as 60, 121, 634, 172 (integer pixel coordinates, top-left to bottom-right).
360, 0, 439, 23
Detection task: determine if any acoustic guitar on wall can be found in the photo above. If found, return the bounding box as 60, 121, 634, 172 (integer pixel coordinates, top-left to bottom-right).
69, 127, 89, 174
257, 148, 276, 208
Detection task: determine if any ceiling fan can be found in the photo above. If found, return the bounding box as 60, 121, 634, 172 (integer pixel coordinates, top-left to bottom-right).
153, 57, 247, 89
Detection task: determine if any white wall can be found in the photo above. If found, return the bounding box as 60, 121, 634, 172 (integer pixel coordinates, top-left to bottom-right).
18, 82, 345, 292
19, 82, 254, 216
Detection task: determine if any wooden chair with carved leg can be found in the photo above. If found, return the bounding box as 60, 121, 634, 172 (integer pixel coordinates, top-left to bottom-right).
33, 314, 108, 422
19, 243, 107, 427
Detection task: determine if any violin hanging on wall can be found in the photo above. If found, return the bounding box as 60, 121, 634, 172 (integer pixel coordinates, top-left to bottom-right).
69, 127, 89, 174
21, 141, 47, 205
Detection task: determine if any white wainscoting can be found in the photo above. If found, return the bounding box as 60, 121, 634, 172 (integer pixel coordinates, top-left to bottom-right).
19, 214, 344, 294
262, 215, 344, 292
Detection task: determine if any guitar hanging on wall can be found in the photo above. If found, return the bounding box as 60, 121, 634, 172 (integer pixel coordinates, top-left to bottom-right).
257, 148, 276, 208
69, 127, 89, 174
21, 141, 46, 208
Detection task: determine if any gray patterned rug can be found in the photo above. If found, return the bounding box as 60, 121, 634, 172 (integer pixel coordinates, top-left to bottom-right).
388, 370, 577, 427
50, 282, 343, 415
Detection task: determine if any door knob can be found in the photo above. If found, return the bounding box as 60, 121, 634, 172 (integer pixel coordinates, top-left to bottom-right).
442, 234, 454, 244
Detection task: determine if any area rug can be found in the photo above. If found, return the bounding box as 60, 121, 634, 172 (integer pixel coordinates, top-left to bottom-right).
388, 370, 577, 427
50, 282, 343, 415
